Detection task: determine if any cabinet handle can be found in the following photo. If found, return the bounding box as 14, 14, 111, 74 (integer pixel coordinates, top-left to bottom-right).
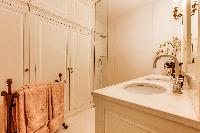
68, 68, 74, 74
70, 68, 73, 74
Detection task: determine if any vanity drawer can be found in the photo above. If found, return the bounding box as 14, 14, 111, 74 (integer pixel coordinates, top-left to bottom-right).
94, 97, 200, 133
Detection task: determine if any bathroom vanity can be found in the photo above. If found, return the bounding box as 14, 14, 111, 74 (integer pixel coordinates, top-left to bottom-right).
92, 74, 200, 133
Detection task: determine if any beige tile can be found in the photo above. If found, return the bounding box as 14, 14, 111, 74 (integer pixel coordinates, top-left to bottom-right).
56, 108, 95, 133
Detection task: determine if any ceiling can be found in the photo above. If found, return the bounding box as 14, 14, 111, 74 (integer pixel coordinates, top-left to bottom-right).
108, 0, 156, 18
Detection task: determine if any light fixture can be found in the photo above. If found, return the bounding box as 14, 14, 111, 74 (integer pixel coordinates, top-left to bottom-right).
191, 1, 198, 16
173, 6, 183, 20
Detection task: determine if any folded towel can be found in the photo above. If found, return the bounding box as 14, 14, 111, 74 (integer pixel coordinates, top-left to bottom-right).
0, 102, 4, 133
48, 84, 53, 120
1, 97, 7, 133
48, 81, 65, 133
49, 113, 64, 133
15, 90, 26, 133
35, 124, 49, 133
24, 85, 49, 133
1, 86, 27, 133
50, 82, 65, 118
11, 86, 28, 133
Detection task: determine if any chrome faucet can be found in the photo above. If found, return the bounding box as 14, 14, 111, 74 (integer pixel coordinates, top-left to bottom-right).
153, 55, 184, 94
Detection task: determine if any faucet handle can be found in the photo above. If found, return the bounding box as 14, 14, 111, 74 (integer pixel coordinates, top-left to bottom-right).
179, 75, 184, 88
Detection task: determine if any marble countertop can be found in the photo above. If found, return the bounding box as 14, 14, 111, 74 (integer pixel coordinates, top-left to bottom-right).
92, 74, 200, 129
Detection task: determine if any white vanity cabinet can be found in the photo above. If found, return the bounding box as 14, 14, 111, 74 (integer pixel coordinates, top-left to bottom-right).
94, 96, 200, 133
68, 30, 93, 111
0, 1, 29, 97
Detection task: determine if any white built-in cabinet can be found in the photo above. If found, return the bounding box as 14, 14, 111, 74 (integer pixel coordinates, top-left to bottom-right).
0, 0, 94, 116
69, 31, 93, 111
30, 14, 70, 112
0, 1, 29, 99
30, 14, 68, 83
30, 0, 95, 29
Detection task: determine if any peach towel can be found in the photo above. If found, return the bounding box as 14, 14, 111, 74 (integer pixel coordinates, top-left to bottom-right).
15, 90, 27, 133
1, 86, 27, 133
50, 82, 65, 118
48, 113, 64, 133
1, 96, 7, 133
35, 124, 49, 133
24, 85, 49, 133
48, 82, 65, 133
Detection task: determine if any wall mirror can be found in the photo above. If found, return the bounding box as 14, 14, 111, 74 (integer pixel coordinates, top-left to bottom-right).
186, 0, 200, 78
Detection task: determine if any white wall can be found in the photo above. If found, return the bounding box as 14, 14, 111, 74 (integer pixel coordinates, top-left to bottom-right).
105, 0, 182, 86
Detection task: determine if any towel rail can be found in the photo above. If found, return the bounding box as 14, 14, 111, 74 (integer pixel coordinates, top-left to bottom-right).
1, 79, 19, 133
1, 73, 68, 133
56, 73, 68, 129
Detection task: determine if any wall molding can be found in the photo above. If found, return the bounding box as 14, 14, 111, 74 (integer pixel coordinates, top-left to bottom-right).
30, 7, 92, 36
0, 0, 93, 36
79, 0, 94, 8
29, 0, 94, 31
0, 0, 28, 13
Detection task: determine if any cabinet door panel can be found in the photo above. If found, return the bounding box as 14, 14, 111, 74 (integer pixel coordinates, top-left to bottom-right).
105, 113, 149, 133
74, 0, 93, 29
31, 0, 69, 16
30, 16, 69, 111
36, 21, 68, 82
0, 7, 26, 101
70, 32, 92, 110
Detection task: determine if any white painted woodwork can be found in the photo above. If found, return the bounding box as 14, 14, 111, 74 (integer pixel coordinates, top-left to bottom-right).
30, 0, 95, 30
0, 6, 28, 102
74, 0, 94, 29
0, 0, 94, 124
30, 0, 69, 17
30, 14, 70, 112
31, 17, 68, 83
69, 31, 92, 111
94, 97, 200, 133
105, 112, 148, 133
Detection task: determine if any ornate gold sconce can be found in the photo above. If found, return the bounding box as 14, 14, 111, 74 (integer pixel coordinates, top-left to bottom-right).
191, 1, 198, 16
173, 7, 183, 20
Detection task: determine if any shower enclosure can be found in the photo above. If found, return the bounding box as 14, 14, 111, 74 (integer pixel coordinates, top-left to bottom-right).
94, 0, 108, 90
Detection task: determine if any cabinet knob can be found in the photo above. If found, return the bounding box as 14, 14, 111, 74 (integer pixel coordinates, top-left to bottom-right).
25, 69, 29, 72
70, 68, 74, 73
68, 68, 74, 73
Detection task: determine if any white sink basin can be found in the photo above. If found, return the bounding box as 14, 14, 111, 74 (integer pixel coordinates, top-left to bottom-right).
124, 83, 167, 95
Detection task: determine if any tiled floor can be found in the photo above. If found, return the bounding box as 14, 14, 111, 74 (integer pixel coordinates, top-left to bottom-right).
56, 108, 95, 133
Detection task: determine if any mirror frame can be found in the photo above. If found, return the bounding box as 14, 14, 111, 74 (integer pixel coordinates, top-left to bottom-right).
184, 0, 200, 67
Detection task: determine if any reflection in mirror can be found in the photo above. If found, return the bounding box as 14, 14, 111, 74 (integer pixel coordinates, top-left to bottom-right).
105, 0, 186, 83
154, 0, 185, 64
191, 0, 199, 63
